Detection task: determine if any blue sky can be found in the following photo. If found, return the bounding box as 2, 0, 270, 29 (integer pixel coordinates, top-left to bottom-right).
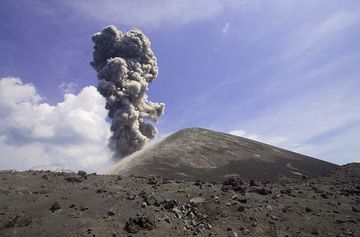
0, 0, 359, 171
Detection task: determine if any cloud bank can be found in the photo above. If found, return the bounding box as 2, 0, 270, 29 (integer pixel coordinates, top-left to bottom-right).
0, 77, 112, 172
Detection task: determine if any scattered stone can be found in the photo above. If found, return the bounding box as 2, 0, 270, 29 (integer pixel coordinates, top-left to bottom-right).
162, 199, 178, 209
320, 193, 329, 199
126, 194, 136, 200
147, 176, 158, 185
344, 229, 354, 236
255, 188, 272, 195
266, 205, 273, 211
41, 174, 49, 180
80, 206, 88, 211
306, 207, 312, 213
5, 214, 32, 228
302, 175, 309, 180
96, 188, 107, 193
311, 228, 320, 235
124, 214, 155, 234
223, 178, 243, 186
249, 179, 257, 186
144, 195, 160, 206
64, 176, 82, 183
352, 206, 359, 213
190, 196, 205, 205
141, 202, 147, 208
77, 170, 87, 179
237, 205, 246, 212
238, 197, 247, 204
280, 189, 292, 195
222, 178, 246, 193
107, 209, 115, 216
49, 201, 61, 212
164, 216, 171, 223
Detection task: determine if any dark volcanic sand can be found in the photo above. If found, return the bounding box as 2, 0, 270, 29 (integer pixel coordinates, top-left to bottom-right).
0, 164, 359, 237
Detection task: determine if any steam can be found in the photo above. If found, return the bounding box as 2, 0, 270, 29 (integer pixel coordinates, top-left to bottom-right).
90, 25, 165, 158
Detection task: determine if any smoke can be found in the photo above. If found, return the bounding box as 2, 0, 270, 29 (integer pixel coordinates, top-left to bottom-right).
90, 25, 165, 159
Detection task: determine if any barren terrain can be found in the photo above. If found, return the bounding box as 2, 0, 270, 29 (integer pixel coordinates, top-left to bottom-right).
0, 163, 359, 236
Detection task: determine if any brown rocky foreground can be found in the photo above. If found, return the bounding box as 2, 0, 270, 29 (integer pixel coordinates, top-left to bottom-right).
0, 163, 359, 237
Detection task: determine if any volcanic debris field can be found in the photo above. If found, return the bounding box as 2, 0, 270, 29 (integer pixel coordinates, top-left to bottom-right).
0, 164, 359, 237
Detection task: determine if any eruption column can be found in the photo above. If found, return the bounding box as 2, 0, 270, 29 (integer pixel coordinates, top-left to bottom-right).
90, 25, 165, 158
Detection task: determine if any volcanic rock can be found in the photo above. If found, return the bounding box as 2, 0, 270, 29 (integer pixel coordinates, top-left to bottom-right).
124, 214, 155, 233
0, 163, 359, 236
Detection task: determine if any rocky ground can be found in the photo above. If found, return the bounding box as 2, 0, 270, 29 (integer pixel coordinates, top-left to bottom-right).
0, 163, 359, 237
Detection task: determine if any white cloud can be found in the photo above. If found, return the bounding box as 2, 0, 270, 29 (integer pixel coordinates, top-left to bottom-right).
229, 78, 360, 165
0, 77, 113, 172
282, 10, 360, 59
229, 129, 259, 141
67, 0, 224, 27
59, 82, 78, 94
230, 129, 288, 146
222, 22, 230, 34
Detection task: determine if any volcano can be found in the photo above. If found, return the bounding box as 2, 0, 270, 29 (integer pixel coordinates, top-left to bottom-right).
108, 128, 338, 181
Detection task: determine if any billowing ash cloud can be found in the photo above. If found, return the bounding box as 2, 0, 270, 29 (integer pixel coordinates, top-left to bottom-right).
90, 25, 165, 158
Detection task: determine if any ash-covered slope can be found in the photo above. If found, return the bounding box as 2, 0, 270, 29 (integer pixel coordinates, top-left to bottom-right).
108, 128, 338, 181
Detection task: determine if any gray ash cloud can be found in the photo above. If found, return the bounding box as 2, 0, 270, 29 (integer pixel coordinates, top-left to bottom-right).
90, 25, 165, 158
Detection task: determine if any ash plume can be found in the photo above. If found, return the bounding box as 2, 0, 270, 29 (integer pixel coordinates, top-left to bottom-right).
90, 25, 165, 158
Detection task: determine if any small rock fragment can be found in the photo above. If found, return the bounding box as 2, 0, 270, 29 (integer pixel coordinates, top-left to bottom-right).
147, 175, 158, 185
65, 176, 82, 183
311, 228, 320, 235
344, 229, 354, 236
124, 214, 155, 234
190, 196, 205, 205
238, 197, 247, 204
49, 201, 61, 212
222, 178, 246, 193
80, 206, 88, 211
255, 188, 272, 195
5, 214, 32, 228
77, 170, 87, 179
144, 195, 160, 206
107, 209, 115, 216
162, 199, 178, 209
237, 205, 246, 212
249, 179, 257, 186
41, 174, 49, 180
